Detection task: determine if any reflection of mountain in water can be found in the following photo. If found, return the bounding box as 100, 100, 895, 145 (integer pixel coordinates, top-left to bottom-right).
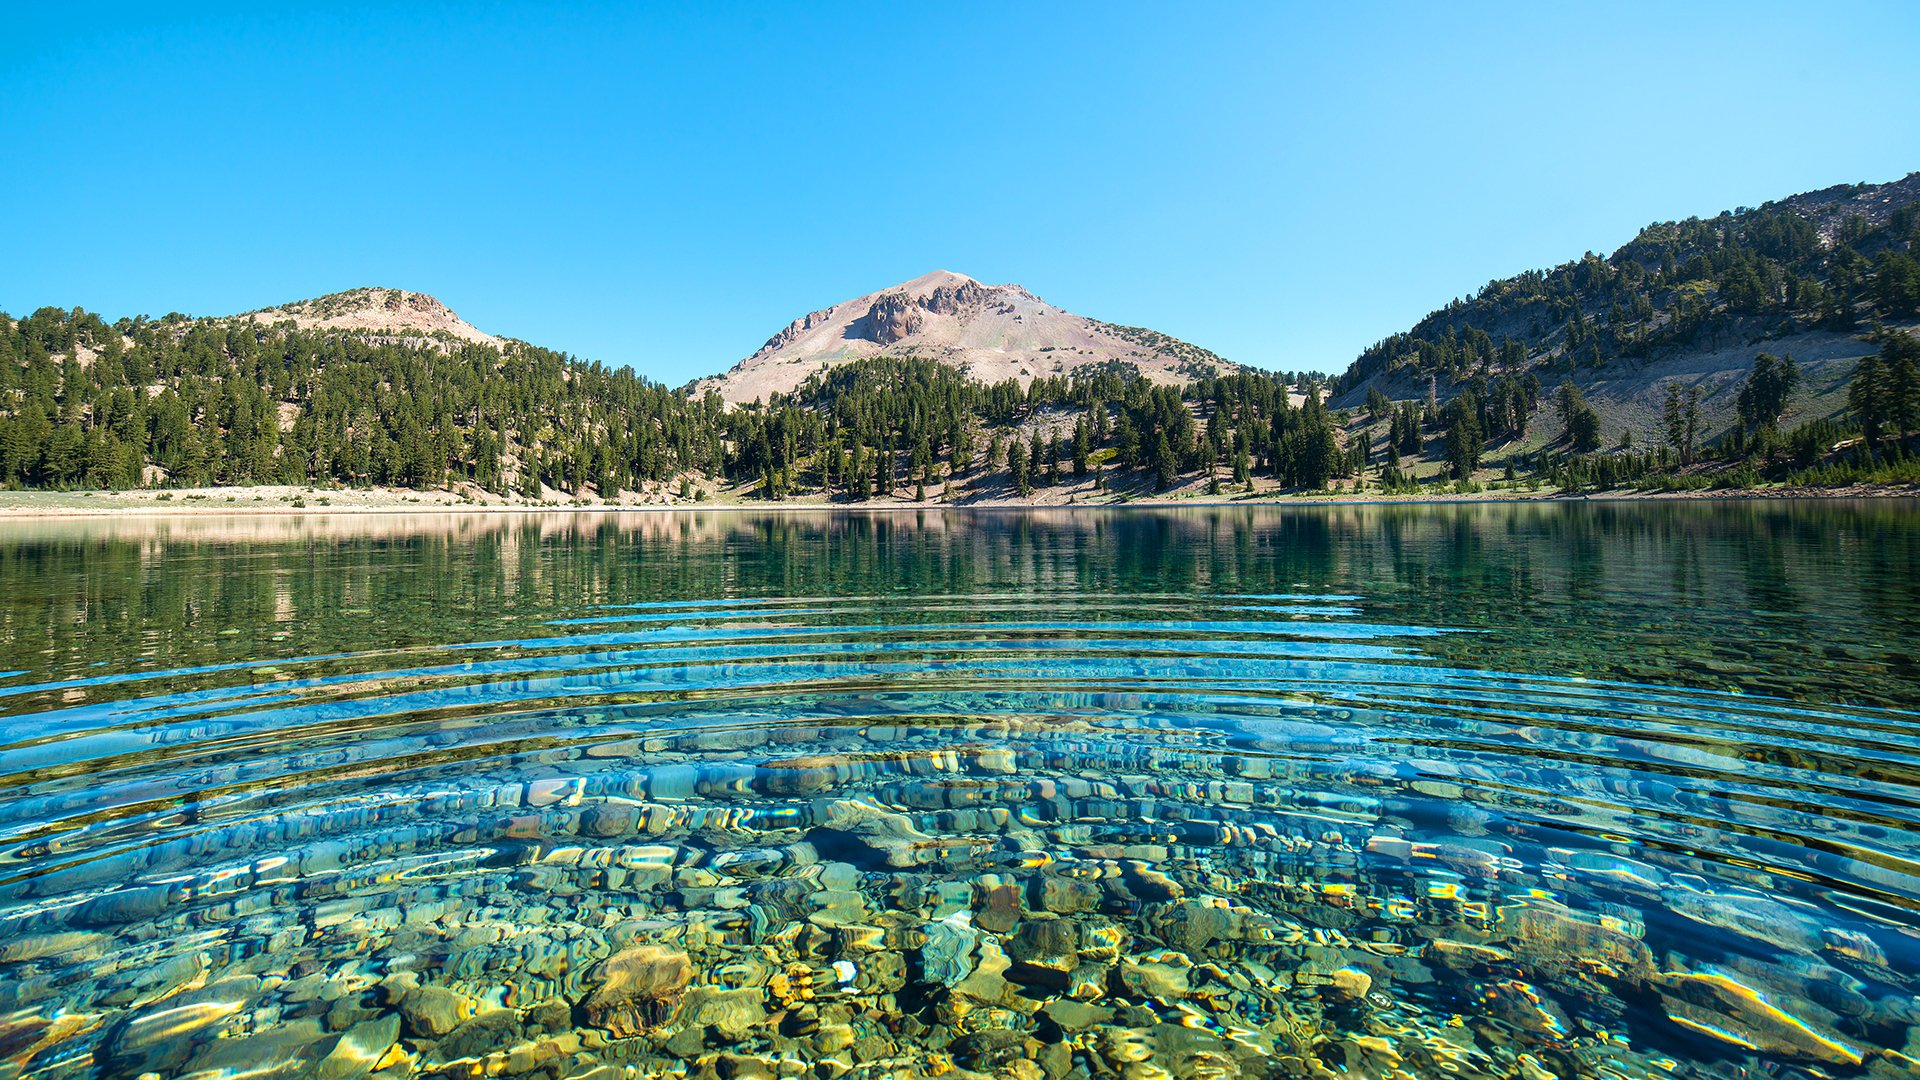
4, 501, 1914, 705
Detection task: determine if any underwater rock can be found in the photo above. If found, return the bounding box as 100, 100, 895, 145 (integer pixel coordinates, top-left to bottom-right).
312, 1013, 401, 1080
1426, 937, 1514, 971
1096, 1025, 1156, 1066
811, 1021, 856, 1053
434, 1009, 526, 1061
0, 930, 108, 964
490, 1031, 585, 1077
1116, 954, 1193, 999
759, 755, 845, 795
952, 1027, 1027, 1069
397, 984, 470, 1038
1041, 999, 1112, 1032
680, 985, 768, 1041
582, 943, 693, 1038
949, 935, 1022, 1007
74, 884, 173, 927
1077, 920, 1125, 963
1029, 875, 1101, 914
0, 1011, 103, 1075
1497, 901, 1653, 986
1112, 862, 1183, 902
1329, 966, 1373, 1000
580, 801, 641, 837
1477, 979, 1572, 1043
1822, 926, 1890, 969
1653, 968, 1864, 1065
1160, 896, 1268, 953
973, 879, 1024, 934
96, 975, 260, 1075
1064, 963, 1111, 1001
707, 1051, 779, 1078
526, 777, 582, 807
807, 798, 931, 869
921, 911, 981, 988
1007, 917, 1078, 968
174, 1017, 337, 1080
1663, 887, 1827, 954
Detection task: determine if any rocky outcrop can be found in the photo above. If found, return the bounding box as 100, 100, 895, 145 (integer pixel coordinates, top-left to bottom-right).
751, 305, 840, 356
858, 292, 925, 345
923, 279, 989, 316
234, 287, 503, 348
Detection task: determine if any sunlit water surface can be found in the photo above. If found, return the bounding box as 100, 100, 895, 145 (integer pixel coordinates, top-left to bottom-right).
0, 503, 1917, 1079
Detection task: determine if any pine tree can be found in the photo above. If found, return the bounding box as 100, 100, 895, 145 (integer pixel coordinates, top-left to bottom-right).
1734, 353, 1800, 437
1008, 438, 1031, 496
1443, 392, 1484, 478
1880, 330, 1920, 440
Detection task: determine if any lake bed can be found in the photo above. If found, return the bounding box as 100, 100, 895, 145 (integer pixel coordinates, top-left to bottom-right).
1, 503, 1917, 1078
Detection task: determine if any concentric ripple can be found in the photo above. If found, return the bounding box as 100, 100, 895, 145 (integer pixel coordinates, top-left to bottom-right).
0, 508, 1918, 1080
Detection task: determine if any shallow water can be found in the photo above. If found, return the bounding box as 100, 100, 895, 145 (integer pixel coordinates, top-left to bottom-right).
1, 503, 1918, 1079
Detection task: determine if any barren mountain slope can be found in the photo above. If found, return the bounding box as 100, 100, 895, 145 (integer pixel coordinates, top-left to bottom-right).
693, 270, 1236, 404
236, 287, 503, 348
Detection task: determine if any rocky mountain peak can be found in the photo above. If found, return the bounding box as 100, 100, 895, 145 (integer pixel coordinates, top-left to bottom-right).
694, 271, 1237, 404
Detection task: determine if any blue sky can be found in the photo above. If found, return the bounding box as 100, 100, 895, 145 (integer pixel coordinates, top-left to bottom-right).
4, 2, 1918, 382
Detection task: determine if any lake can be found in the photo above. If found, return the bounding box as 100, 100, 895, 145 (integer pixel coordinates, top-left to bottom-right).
1, 502, 1917, 1079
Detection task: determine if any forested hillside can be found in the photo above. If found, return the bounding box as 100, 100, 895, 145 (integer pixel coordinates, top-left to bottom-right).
8, 170, 1920, 507
1322, 172, 1920, 493
1335, 172, 1920, 398
724, 356, 1336, 499
0, 308, 718, 497
0, 306, 1339, 502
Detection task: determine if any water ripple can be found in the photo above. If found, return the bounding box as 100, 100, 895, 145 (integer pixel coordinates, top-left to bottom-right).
1, 591, 1917, 1078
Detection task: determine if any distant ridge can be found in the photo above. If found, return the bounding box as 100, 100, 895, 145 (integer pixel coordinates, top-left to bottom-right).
1329, 171, 1920, 446
693, 270, 1238, 404
236, 287, 503, 348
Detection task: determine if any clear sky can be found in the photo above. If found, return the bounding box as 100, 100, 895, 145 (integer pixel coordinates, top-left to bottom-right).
4, 2, 1918, 383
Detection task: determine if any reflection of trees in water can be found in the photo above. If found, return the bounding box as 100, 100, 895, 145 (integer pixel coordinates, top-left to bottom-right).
0, 502, 1913, 709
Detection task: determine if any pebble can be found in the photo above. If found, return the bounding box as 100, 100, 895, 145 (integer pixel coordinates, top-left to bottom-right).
17, 712, 1900, 1080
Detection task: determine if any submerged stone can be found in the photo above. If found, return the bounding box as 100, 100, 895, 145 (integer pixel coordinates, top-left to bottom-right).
582, 943, 694, 1038
921, 911, 980, 988
397, 984, 470, 1038
680, 985, 767, 1041
1654, 969, 1864, 1065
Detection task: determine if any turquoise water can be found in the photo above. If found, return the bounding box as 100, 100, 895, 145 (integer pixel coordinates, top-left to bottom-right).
0, 503, 1917, 1079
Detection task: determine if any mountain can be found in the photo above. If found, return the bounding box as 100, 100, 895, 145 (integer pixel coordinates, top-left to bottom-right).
5, 200, 1911, 506
236, 287, 504, 348
692, 270, 1237, 404
1329, 172, 1920, 448
0, 290, 1311, 503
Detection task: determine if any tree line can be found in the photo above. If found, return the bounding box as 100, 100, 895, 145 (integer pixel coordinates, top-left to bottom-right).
0, 308, 1357, 499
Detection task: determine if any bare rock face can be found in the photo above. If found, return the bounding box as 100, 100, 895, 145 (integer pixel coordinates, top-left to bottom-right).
755, 307, 837, 356
923, 280, 989, 316
856, 279, 992, 343
859, 292, 925, 345
383, 291, 446, 319
583, 944, 693, 1038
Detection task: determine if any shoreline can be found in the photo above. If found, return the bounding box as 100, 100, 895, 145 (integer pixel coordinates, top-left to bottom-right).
0, 483, 1913, 518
